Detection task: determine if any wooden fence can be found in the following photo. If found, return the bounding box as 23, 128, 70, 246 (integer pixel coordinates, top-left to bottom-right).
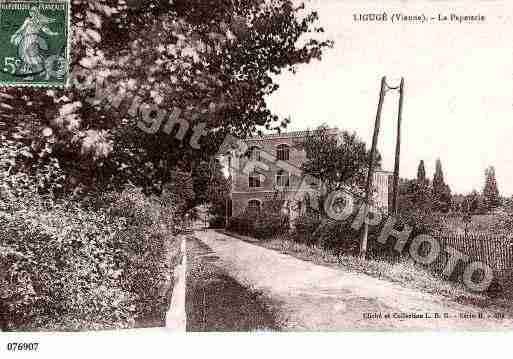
428, 233, 513, 292
436, 234, 513, 271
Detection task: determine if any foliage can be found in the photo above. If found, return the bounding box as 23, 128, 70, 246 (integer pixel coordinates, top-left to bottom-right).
0, 0, 332, 194
105, 187, 179, 325
209, 215, 226, 229
191, 159, 230, 227
460, 190, 488, 215
0, 134, 65, 200
313, 219, 360, 254
503, 196, 513, 213
254, 212, 289, 240
293, 213, 322, 245
205, 160, 230, 219
396, 208, 443, 238
228, 196, 289, 239
299, 125, 380, 193
227, 215, 255, 236
432, 158, 452, 212
192, 162, 213, 206
228, 212, 289, 240
399, 178, 434, 212
162, 170, 194, 219
0, 177, 178, 331
396, 177, 443, 236
417, 160, 427, 184
483, 166, 501, 210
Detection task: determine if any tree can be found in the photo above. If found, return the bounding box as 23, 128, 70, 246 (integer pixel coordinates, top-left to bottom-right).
465, 190, 486, 215
0, 0, 333, 195
483, 166, 501, 210
299, 126, 381, 194
163, 170, 194, 218
192, 162, 214, 206
432, 158, 452, 212
432, 159, 445, 195
417, 160, 427, 184
191, 159, 230, 219
398, 178, 433, 213
504, 195, 513, 213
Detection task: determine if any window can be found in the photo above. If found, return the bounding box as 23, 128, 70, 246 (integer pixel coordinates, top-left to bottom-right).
249, 171, 262, 188
248, 146, 261, 161
248, 200, 261, 213
276, 170, 290, 188
276, 144, 290, 161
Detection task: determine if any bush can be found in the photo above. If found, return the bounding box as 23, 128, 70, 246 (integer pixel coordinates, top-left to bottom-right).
0, 200, 135, 330
0, 185, 179, 331
254, 213, 289, 240
107, 187, 178, 326
314, 220, 360, 254
227, 215, 255, 236
209, 215, 225, 229
227, 209, 289, 240
293, 213, 322, 245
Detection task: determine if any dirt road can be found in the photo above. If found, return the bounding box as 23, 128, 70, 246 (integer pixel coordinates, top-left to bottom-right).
193, 230, 513, 331
185, 235, 279, 331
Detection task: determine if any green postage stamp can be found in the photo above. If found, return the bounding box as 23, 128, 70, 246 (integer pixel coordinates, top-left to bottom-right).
0, 0, 70, 87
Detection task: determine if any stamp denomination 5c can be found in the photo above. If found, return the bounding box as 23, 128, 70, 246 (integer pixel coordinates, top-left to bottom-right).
0, 0, 70, 87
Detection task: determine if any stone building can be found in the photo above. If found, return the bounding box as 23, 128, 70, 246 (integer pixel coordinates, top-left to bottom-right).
226, 129, 392, 223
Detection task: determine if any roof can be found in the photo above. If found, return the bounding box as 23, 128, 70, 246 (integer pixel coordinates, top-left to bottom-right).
375, 169, 394, 175
246, 128, 339, 142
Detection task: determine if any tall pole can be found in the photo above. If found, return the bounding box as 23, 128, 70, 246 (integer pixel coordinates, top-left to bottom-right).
225, 153, 232, 229
392, 78, 405, 215
360, 76, 387, 259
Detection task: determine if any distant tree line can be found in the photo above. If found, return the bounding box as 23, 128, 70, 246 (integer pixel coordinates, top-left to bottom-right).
400, 160, 503, 216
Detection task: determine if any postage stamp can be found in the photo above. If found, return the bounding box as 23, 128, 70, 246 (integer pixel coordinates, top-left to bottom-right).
0, 0, 70, 87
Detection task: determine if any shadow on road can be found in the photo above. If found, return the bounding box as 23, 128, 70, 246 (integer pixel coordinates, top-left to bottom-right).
186, 236, 280, 332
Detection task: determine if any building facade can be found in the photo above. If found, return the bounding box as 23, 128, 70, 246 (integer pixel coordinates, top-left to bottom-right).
228, 129, 392, 223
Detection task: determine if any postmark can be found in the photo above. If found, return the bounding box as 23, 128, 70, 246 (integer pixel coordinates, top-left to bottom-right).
0, 0, 70, 87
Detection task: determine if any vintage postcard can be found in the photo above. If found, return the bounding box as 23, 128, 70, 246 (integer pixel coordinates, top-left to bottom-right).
0, 0, 70, 87
1, 0, 513, 357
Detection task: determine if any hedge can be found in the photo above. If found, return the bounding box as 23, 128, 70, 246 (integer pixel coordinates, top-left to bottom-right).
0, 187, 179, 331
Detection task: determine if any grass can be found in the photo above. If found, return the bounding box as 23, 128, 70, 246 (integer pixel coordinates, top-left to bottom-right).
220, 230, 513, 318
440, 214, 502, 235
260, 237, 476, 298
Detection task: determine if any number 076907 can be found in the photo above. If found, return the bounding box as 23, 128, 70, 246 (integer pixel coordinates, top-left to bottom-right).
7, 342, 39, 351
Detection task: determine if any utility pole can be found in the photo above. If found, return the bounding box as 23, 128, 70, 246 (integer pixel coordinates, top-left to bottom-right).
391, 78, 405, 215
360, 76, 386, 259
225, 153, 232, 229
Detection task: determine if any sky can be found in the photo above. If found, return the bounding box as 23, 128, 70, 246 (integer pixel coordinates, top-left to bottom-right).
266, 0, 513, 196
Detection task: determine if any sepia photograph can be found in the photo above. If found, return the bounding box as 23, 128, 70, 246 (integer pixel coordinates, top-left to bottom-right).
1, 0, 513, 357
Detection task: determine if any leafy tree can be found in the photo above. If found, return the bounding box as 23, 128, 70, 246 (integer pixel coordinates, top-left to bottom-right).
432, 159, 445, 195
451, 194, 466, 212
395, 160, 433, 215
398, 178, 433, 212
0, 0, 333, 195
432, 158, 452, 212
483, 166, 501, 210
192, 162, 213, 206
163, 170, 194, 218
208, 171, 230, 219
192, 159, 230, 218
464, 190, 487, 215
299, 126, 381, 193
504, 196, 513, 213
417, 160, 427, 185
